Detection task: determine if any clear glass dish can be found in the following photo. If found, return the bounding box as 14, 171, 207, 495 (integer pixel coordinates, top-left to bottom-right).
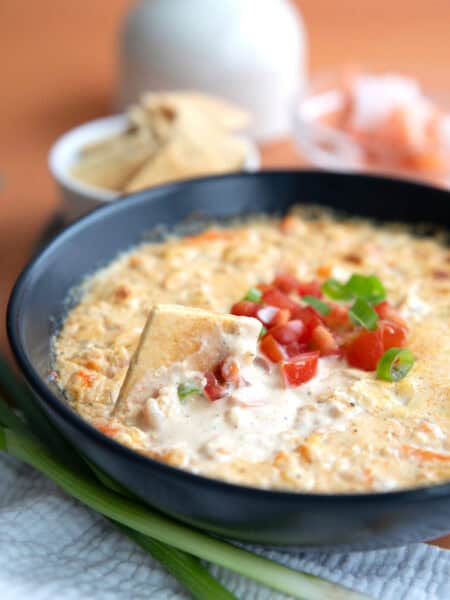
293, 71, 450, 189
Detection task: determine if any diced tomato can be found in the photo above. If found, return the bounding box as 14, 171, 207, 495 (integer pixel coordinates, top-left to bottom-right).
309, 325, 340, 356
375, 301, 408, 329
345, 329, 384, 371
259, 334, 286, 363
280, 352, 320, 387
270, 320, 306, 345
284, 341, 309, 357
230, 300, 260, 318
380, 320, 407, 350
290, 306, 323, 340
204, 372, 228, 401
271, 308, 291, 327
262, 288, 301, 313
297, 280, 322, 298
273, 272, 301, 293
257, 306, 291, 327
323, 304, 350, 330
219, 358, 241, 385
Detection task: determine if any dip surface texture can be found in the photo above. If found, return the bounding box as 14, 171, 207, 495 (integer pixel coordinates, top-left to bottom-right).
54, 208, 450, 492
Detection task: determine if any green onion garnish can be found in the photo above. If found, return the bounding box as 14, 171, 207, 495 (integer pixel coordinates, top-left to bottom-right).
321, 278, 353, 301
322, 274, 386, 305
376, 348, 415, 382
348, 298, 379, 330
303, 295, 331, 315
259, 325, 267, 338
177, 383, 202, 401
345, 274, 386, 304
243, 287, 262, 303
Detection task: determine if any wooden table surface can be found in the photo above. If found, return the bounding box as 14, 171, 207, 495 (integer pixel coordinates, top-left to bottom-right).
1, 0, 450, 547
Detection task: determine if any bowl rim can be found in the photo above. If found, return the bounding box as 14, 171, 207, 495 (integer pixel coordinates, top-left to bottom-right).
48, 114, 260, 206
8, 169, 450, 506
48, 114, 125, 202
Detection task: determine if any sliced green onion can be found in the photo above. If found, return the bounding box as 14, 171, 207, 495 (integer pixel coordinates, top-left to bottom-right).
345, 274, 386, 304
243, 287, 262, 303
348, 298, 379, 330
259, 325, 267, 339
376, 348, 415, 382
178, 383, 202, 401
321, 278, 353, 301
303, 295, 331, 315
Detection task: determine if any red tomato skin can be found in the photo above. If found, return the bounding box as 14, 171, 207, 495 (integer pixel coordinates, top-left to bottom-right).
309, 325, 340, 356
230, 301, 260, 318
284, 341, 309, 357
271, 308, 291, 327
381, 320, 407, 349
260, 334, 286, 363
280, 352, 320, 387
323, 305, 350, 330
375, 302, 408, 329
262, 288, 301, 313
204, 372, 228, 401
273, 272, 301, 293
290, 306, 323, 340
345, 329, 384, 371
297, 280, 323, 298
270, 320, 305, 345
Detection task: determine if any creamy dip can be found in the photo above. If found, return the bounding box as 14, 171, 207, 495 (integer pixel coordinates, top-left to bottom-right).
54, 207, 450, 493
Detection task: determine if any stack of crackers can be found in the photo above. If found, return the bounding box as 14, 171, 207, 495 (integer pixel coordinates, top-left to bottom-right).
70, 92, 250, 192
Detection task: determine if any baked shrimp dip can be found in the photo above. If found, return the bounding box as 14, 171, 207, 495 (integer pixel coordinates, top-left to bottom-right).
54, 208, 450, 493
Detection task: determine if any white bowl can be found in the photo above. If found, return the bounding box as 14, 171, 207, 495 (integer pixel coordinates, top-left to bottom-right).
49, 114, 260, 223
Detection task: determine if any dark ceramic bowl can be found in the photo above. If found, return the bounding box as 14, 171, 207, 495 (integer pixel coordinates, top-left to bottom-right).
7, 170, 450, 550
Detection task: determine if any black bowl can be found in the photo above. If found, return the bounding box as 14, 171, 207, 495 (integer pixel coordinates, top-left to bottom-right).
7, 170, 450, 550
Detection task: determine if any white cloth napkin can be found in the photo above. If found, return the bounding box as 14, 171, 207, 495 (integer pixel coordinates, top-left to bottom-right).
1, 454, 450, 600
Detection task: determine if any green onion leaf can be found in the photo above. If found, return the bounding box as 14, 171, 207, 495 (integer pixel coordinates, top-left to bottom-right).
178, 383, 202, 401
348, 298, 379, 330
376, 348, 415, 382
259, 325, 267, 339
345, 274, 386, 304
243, 287, 263, 303
303, 295, 331, 315
321, 278, 353, 301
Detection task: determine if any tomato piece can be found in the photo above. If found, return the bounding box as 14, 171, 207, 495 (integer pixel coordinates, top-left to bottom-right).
323, 304, 350, 330
375, 301, 408, 329
259, 334, 286, 363
270, 320, 306, 345
273, 272, 301, 293
345, 329, 384, 371
262, 288, 301, 313
309, 325, 340, 356
230, 300, 260, 318
219, 358, 241, 385
257, 306, 291, 327
381, 320, 407, 349
290, 306, 323, 340
204, 372, 228, 401
280, 352, 320, 387
284, 341, 309, 357
271, 308, 291, 327
297, 280, 323, 298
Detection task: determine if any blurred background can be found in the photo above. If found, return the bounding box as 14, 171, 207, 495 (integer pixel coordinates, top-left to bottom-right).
2, 0, 450, 358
